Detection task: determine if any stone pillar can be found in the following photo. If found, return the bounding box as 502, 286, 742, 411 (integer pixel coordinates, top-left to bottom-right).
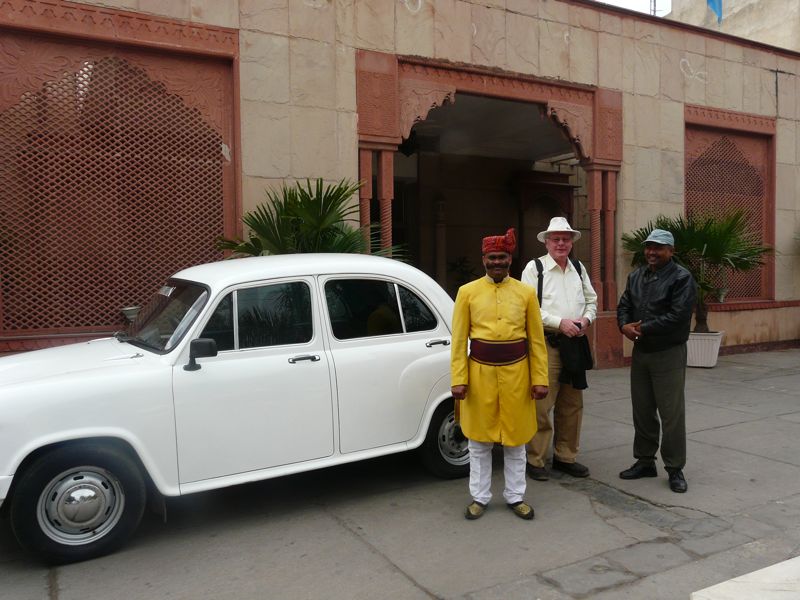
378, 150, 394, 250
586, 168, 603, 311
359, 149, 373, 250
603, 170, 618, 310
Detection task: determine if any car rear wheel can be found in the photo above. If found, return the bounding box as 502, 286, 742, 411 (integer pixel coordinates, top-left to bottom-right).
9, 444, 146, 564
418, 401, 469, 478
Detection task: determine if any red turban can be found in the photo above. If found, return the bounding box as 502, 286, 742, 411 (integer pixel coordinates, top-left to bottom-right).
481, 228, 517, 254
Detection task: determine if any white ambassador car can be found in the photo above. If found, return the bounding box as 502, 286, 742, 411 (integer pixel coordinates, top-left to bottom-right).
0, 254, 467, 563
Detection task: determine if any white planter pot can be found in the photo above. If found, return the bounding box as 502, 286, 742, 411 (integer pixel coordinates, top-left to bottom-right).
687, 331, 724, 368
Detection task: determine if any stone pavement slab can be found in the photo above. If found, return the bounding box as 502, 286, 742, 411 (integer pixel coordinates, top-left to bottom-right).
691, 555, 800, 599
1, 349, 799, 599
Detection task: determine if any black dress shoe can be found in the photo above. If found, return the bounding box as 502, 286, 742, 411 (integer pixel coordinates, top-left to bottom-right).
667, 469, 688, 493
619, 460, 657, 479
552, 459, 590, 478
526, 464, 549, 481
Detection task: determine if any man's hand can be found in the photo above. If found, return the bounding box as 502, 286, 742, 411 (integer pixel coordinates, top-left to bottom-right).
531, 385, 548, 400
451, 384, 468, 400
559, 318, 582, 338
621, 321, 642, 342
577, 317, 590, 337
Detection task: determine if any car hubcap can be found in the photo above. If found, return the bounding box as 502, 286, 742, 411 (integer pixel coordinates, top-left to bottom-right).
37, 467, 125, 545
437, 410, 469, 465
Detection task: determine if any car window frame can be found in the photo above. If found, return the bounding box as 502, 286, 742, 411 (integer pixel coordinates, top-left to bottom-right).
195, 276, 318, 353
319, 275, 440, 342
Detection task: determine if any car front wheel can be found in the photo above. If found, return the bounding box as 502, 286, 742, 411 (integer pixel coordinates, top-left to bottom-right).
418, 401, 469, 478
9, 444, 146, 564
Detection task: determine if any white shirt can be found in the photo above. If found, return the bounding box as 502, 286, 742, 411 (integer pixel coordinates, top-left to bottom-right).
521, 254, 598, 332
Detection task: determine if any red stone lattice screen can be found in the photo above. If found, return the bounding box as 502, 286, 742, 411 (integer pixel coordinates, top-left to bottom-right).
684, 127, 769, 301
0, 41, 232, 343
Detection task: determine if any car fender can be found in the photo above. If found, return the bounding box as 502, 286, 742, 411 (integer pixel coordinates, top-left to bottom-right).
5, 426, 181, 498
407, 372, 453, 450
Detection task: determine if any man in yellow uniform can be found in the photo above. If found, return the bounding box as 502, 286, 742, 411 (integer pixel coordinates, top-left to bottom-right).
451, 228, 549, 520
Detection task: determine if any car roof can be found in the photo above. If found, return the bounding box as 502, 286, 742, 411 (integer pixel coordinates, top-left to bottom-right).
172, 254, 447, 298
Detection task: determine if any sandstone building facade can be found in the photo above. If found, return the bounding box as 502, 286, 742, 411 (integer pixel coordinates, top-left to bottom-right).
1, 0, 798, 365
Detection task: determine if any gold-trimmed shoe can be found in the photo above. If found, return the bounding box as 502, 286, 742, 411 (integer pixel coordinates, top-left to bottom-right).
464, 501, 487, 520
507, 501, 535, 520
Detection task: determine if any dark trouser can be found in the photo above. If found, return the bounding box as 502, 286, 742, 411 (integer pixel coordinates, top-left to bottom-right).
630, 343, 687, 470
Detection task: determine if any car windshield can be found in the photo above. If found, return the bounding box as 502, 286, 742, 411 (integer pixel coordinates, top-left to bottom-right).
121, 280, 208, 353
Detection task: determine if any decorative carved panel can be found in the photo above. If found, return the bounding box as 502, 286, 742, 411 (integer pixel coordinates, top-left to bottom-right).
548, 100, 593, 160
398, 78, 455, 138
356, 50, 399, 144
0, 0, 237, 57
685, 104, 776, 136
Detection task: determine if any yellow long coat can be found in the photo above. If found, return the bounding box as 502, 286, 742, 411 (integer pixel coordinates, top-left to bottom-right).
451, 276, 548, 446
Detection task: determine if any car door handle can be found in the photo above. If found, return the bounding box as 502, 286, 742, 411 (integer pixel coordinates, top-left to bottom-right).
425, 339, 451, 348
288, 354, 321, 364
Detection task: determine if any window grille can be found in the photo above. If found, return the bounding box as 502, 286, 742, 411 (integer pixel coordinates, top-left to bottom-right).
684, 127, 770, 301
0, 53, 230, 342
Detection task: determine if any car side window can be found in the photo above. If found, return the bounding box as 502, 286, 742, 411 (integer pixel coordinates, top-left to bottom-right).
200, 293, 234, 351
325, 279, 402, 339
398, 285, 438, 332
237, 281, 312, 349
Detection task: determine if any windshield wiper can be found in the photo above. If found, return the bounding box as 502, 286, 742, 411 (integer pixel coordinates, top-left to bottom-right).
113, 331, 161, 351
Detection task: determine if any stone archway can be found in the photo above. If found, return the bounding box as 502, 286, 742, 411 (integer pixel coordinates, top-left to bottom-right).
356, 51, 624, 366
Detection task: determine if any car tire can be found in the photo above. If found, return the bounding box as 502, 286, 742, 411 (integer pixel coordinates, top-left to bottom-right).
418, 401, 469, 479
9, 444, 146, 564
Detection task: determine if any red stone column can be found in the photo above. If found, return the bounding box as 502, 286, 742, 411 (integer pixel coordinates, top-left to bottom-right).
586, 168, 603, 311
603, 170, 618, 310
378, 150, 394, 250
358, 149, 373, 250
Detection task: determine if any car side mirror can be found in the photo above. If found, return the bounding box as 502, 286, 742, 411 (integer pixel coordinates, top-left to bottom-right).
184, 338, 218, 371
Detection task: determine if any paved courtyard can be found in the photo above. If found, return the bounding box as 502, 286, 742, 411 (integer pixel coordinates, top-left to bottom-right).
2, 349, 799, 599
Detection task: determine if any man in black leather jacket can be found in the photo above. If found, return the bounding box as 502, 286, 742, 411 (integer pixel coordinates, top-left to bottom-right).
616, 229, 696, 493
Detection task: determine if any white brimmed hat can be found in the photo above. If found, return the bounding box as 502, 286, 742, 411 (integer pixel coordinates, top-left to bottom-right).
537, 217, 581, 243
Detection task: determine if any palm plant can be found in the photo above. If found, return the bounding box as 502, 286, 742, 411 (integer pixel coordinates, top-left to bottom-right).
217, 178, 402, 257
621, 210, 770, 333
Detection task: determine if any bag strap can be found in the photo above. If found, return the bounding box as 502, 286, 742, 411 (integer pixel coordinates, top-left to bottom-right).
536, 257, 583, 304
571, 257, 582, 277
534, 258, 544, 304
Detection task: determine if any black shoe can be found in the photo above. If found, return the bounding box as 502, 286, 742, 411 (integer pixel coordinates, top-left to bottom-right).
552, 459, 590, 478
526, 464, 549, 481
619, 460, 657, 480
667, 469, 688, 493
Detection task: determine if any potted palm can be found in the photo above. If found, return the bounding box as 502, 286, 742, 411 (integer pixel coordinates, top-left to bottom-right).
621, 210, 770, 367
217, 178, 403, 257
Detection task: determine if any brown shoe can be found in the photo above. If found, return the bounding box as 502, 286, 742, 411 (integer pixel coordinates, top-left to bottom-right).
507, 501, 535, 520
552, 459, 590, 478
465, 501, 487, 520
526, 463, 550, 481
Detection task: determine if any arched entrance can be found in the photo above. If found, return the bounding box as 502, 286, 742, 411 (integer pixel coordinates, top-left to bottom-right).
356, 51, 624, 366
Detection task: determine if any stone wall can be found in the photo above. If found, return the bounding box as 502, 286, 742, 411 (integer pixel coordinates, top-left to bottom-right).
62, 0, 800, 349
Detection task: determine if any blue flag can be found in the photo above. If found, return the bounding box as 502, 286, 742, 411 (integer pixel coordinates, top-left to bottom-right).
707, 0, 722, 23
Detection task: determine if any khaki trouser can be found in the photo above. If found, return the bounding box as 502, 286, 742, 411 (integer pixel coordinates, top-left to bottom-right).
526, 343, 583, 467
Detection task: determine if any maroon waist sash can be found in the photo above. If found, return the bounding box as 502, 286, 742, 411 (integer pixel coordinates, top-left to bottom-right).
469, 339, 527, 366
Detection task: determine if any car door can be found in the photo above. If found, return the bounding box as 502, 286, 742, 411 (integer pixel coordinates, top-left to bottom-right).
322, 276, 451, 454
172, 277, 334, 484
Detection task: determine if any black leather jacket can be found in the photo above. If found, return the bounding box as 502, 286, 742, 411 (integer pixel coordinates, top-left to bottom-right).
617, 260, 696, 353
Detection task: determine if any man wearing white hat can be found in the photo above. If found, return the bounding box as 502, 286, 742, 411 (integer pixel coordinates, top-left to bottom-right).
521, 217, 597, 481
